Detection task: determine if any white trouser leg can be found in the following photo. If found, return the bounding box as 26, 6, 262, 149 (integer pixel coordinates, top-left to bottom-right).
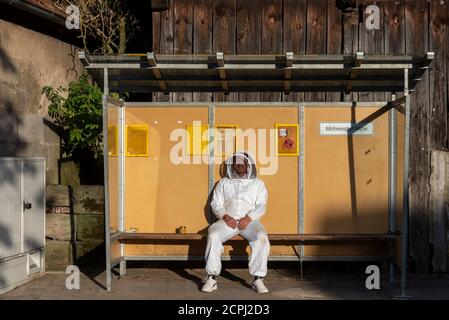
239, 220, 270, 277
205, 219, 239, 276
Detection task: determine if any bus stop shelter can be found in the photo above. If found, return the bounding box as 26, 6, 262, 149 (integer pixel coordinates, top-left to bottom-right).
79, 51, 433, 296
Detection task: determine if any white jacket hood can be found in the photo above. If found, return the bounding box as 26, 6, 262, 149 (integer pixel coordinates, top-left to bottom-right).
224, 151, 257, 180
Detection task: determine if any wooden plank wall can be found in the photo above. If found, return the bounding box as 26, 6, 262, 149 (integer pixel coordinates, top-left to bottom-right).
151, 0, 449, 273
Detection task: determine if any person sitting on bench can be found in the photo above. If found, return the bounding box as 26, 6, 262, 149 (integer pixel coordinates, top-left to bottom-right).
201, 151, 270, 294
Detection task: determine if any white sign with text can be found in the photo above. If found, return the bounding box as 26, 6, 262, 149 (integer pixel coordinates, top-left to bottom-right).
320, 122, 374, 136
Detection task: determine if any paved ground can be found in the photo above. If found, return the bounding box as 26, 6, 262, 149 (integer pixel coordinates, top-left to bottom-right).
1, 262, 448, 300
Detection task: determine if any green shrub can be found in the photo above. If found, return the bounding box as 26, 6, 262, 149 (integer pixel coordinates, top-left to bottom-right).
42, 76, 103, 163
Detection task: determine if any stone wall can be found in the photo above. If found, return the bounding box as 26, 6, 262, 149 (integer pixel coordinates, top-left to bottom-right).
0, 18, 83, 184
45, 184, 104, 270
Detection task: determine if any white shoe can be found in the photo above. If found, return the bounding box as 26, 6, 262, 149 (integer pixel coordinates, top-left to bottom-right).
252, 278, 269, 294
201, 276, 218, 292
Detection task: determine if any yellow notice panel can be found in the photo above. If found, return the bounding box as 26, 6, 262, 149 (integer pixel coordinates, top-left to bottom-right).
126, 125, 148, 156
108, 126, 118, 156
186, 123, 209, 155
215, 125, 238, 157
275, 124, 299, 156
304, 106, 390, 257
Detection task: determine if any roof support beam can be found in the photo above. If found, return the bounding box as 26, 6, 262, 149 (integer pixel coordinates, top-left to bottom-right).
391, 95, 406, 108
413, 51, 435, 80
78, 51, 90, 67
216, 52, 229, 94
147, 52, 168, 92
345, 52, 364, 94
284, 52, 293, 94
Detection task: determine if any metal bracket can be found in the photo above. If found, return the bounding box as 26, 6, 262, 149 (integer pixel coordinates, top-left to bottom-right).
284, 52, 294, 94
345, 52, 363, 94
147, 52, 168, 92
78, 51, 90, 67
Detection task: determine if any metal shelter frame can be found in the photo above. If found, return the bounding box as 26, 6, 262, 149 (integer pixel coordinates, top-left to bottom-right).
79, 51, 434, 296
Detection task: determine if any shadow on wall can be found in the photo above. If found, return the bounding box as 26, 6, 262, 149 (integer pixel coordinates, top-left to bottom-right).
0, 47, 17, 74
0, 47, 45, 289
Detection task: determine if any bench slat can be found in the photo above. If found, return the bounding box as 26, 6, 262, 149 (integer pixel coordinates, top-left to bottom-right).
118, 233, 399, 241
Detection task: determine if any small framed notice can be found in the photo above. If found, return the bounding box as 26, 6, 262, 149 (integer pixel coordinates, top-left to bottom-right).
275, 124, 299, 156
215, 124, 238, 157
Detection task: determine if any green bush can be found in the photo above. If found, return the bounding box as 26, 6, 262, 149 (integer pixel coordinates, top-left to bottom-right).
42, 76, 103, 163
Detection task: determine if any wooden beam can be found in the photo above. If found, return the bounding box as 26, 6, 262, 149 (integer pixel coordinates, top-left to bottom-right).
345, 52, 364, 93
216, 52, 229, 94
147, 52, 168, 91
118, 232, 399, 241
406, 0, 431, 273
390, 95, 407, 108
284, 52, 293, 94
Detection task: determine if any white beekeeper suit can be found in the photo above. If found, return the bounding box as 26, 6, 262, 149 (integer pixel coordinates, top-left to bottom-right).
205, 151, 270, 279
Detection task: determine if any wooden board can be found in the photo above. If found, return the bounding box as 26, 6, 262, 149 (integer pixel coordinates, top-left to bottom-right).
193, 0, 212, 102
342, 5, 358, 102
212, 0, 237, 102
282, 0, 306, 103
119, 233, 398, 241
306, 0, 327, 102
429, 1, 448, 150
236, 0, 261, 102
429, 150, 449, 272
152, 0, 174, 102
428, 1, 448, 272
173, 0, 193, 102
261, 0, 282, 102
304, 106, 390, 256
359, 2, 385, 102
326, 0, 342, 102
384, 0, 405, 102
405, 0, 431, 273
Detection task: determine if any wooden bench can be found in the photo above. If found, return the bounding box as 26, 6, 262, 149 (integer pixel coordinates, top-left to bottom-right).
118, 233, 399, 242
116, 232, 399, 279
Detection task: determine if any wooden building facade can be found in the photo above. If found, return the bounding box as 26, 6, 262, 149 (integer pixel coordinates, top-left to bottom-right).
150, 0, 449, 273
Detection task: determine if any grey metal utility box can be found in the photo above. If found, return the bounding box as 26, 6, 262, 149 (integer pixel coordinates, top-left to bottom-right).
0, 157, 45, 295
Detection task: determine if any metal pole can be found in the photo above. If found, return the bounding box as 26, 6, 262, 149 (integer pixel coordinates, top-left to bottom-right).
400, 69, 410, 297
119, 100, 126, 277
102, 69, 112, 291
388, 93, 397, 283
299, 105, 305, 279
208, 103, 215, 223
